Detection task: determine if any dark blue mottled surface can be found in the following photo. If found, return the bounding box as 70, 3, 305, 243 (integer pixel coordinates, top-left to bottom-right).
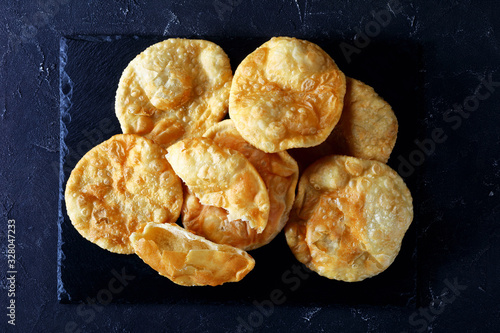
1, 1, 499, 332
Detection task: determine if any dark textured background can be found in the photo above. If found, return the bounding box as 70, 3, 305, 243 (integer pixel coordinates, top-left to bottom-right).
1, 1, 499, 332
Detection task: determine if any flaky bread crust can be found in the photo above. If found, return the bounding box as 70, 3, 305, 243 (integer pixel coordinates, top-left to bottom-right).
229, 37, 346, 152
130, 222, 255, 286
65, 134, 183, 254
167, 137, 270, 233
115, 38, 232, 148
285, 155, 413, 282
291, 77, 398, 169
182, 120, 299, 250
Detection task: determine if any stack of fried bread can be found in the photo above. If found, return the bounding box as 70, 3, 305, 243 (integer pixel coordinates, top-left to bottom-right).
65, 37, 413, 286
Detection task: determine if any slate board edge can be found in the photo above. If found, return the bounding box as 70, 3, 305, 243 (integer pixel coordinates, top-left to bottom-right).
57, 36, 72, 302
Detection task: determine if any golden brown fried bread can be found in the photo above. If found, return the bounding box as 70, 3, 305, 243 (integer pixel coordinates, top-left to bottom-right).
182, 120, 299, 250
229, 37, 346, 153
290, 77, 398, 169
65, 134, 183, 254
130, 222, 255, 286
166, 137, 270, 233
285, 155, 413, 282
115, 39, 232, 148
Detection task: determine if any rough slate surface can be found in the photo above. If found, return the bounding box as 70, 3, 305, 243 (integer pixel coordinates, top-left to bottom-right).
1, 1, 500, 332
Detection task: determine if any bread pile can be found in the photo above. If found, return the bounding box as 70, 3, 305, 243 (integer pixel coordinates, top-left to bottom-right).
65, 37, 413, 286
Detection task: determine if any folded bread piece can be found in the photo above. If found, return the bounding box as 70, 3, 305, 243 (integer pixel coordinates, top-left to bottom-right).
167, 137, 270, 233
130, 222, 255, 286
182, 120, 299, 250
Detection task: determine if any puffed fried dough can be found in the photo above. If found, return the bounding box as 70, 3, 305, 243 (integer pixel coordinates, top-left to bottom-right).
182, 120, 299, 250
229, 37, 346, 153
64, 134, 183, 254
130, 222, 255, 286
115, 39, 232, 148
291, 77, 398, 168
330, 78, 398, 162
285, 155, 413, 282
166, 137, 270, 233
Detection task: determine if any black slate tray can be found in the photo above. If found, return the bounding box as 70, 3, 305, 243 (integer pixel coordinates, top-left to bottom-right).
58, 35, 424, 307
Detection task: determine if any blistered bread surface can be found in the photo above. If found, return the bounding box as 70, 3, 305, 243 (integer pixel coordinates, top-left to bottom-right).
65, 134, 183, 254
229, 37, 346, 152
115, 38, 232, 148
285, 155, 413, 282
292, 78, 398, 168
